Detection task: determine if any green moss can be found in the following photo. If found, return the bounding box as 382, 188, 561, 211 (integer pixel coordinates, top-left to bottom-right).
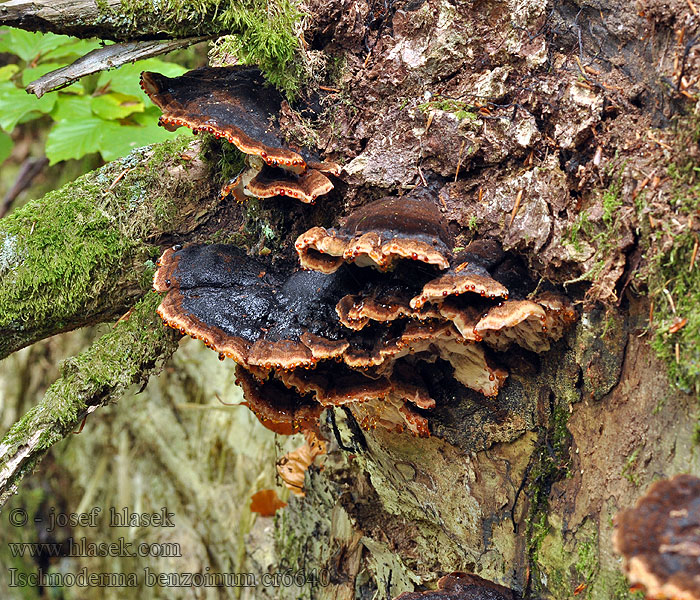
418, 96, 478, 121
621, 448, 640, 486
526, 404, 573, 592
563, 165, 626, 282
0, 137, 215, 360
595, 569, 645, 600
213, 138, 248, 184
0, 174, 138, 332
93, 1, 306, 96
648, 227, 700, 393
0, 140, 192, 336
575, 533, 598, 589
566, 210, 592, 253
644, 115, 700, 394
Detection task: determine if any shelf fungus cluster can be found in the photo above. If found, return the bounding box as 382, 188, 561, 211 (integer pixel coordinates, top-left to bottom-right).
153, 193, 575, 442
613, 474, 700, 600
393, 573, 518, 599
140, 66, 339, 204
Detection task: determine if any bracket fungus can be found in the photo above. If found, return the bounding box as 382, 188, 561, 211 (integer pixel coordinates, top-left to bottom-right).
295, 195, 454, 273
140, 66, 339, 203
153, 189, 576, 446
613, 474, 700, 600
393, 573, 518, 599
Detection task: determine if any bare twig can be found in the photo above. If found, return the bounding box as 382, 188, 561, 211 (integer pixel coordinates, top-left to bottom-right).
0, 156, 48, 217
26, 38, 209, 98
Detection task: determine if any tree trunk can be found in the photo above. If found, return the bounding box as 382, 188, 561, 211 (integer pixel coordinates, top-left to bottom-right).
1, 1, 699, 599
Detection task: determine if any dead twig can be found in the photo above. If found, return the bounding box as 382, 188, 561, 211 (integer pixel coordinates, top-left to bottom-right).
509, 189, 523, 228
26, 37, 209, 98
454, 140, 466, 182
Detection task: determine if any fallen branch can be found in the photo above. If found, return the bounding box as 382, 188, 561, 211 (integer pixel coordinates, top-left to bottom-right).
0, 293, 180, 508
27, 37, 209, 98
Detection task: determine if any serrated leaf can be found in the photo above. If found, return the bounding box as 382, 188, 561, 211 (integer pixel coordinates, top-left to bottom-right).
91, 92, 144, 120
0, 64, 19, 82
97, 59, 188, 106
0, 130, 13, 164
0, 81, 57, 132
45, 116, 104, 164
0, 27, 72, 63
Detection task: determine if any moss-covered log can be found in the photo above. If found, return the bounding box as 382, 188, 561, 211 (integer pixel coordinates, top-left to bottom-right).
1, 0, 254, 41
0, 0, 305, 94
1, 0, 700, 598
0, 293, 180, 506
0, 137, 218, 360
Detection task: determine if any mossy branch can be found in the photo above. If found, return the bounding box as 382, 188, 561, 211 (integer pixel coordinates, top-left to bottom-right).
0, 293, 180, 508
1, 0, 306, 96
0, 137, 219, 360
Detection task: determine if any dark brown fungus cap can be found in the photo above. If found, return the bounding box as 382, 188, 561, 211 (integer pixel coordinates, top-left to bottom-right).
393, 573, 517, 599
411, 262, 509, 310
344, 320, 507, 398
336, 288, 442, 331
296, 195, 453, 273
613, 474, 700, 600
277, 366, 392, 407
141, 66, 308, 172
236, 366, 324, 436
152, 244, 353, 370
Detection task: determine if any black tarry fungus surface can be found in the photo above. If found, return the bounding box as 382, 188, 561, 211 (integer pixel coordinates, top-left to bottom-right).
296, 194, 455, 272
153, 189, 577, 439
141, 66, 309, 170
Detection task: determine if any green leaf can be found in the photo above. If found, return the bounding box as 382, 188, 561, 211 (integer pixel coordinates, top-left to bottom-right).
0, 130, 13, 164
0, 81, 56, 132
91, 92, 144, 120
97, 59, 188, 105
45, 115, 104, 164
49, 94, 93, 122
98, 108, 191, 161
42, 39, 103, 62
0, 64, 19, 82
0, 27, 72, 63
